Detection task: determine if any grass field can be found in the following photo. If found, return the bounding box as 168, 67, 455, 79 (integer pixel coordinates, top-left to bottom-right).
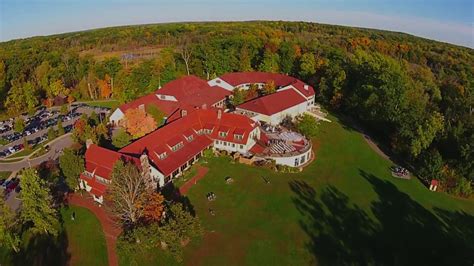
84, 100, 120, 109
119, 114, 474, 265
0, 171, 11, 179
61, 206, 108, 266
0, 206, 108, 266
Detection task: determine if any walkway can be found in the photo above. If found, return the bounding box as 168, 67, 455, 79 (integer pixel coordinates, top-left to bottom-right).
68, 193, 121, 266
179, 166, 209, 195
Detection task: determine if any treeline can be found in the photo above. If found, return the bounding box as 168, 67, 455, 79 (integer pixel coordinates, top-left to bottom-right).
0, 21, 472, 195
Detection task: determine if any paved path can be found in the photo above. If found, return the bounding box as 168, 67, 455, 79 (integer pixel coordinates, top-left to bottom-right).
68, 193, 121, 266
0, 133, 73, 172
179, 166, 209, 195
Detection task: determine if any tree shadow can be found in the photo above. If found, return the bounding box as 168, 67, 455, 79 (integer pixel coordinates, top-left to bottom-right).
289, 171, 474, 265
161, 181, 196, 216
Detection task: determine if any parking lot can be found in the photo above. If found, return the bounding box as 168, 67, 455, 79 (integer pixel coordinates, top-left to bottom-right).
0, 103, 110, 159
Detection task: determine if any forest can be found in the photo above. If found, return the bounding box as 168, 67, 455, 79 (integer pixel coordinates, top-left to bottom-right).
0, 21, 472, 196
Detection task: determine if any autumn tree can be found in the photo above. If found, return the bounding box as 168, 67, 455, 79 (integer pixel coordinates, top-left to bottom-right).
98, 74, 112, 99
121, 108, 157, 138
262, 80, 276, 95
140, 192, 165, 224
59, 148, 85, 190
245, 84, 259, 101
20, 168, 60, 236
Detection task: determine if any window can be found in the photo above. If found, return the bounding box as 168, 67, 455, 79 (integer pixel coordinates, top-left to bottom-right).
224, 142, 228, 146
219, 131, 228, 138
240, 145, 244, 149
234, 134, 243, 140
294, 158, 299, 167
159, 152, 167, 160
171, 142, 184, 152
205, 129, 212, 134
186, 135, 194, 142
232, 143, 235, 148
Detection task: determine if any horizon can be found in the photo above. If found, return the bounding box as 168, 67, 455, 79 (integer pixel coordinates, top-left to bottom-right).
1, 0, 473, 48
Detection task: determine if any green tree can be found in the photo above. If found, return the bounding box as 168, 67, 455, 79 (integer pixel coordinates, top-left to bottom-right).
47, 127, 57, 140
0, 196, 21, 253
231, 88, 246, 106
57, 120, 65, 135
258, 51, 280, 73
296, 114, 318, 137
112, 129, 132, 148
47, 79, 66, 98
299, 52, 316, 78
159, 203, 203, 262
60, 104, 68, 115
145, 104, 166, 126
5, 82, 38, 114
20, 168, 59, 236
14, 118, 26, 133
59, 148, 84, 190
89, 111, 100, 126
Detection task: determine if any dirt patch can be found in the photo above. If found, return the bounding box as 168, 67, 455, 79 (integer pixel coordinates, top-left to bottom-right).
179, 166, 209, 195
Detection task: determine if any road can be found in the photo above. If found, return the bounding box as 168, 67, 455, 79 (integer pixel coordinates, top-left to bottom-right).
0, 133, 74, 172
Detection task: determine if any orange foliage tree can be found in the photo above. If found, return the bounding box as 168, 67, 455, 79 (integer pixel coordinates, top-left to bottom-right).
140, 192, 165, 223
121, 108, 157, 138
98, 74, 112, 99
245, 84, 259, 101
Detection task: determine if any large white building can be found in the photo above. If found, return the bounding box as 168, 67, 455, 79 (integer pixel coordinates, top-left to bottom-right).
209, 72, 315, 125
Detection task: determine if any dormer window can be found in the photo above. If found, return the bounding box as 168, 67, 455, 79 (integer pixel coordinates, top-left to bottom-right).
171, 142, 184, 152
186, 135, 194, 142
219, 131, 228, 138
234, 134, 243, 140
204, 129, 213, 134
159, 152, 167, 160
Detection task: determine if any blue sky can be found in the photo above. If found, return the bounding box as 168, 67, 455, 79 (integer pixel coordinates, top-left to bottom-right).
1, 0, 473, 47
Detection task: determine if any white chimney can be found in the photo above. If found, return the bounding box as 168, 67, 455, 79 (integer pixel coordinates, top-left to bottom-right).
304, 84, 309, 90
86, 139, 93, 149
181, 109, 187, 117
217, 109, 222, 119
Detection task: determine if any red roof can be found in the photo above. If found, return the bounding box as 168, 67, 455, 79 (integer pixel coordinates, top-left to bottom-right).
84, 144, 140, 180
119, 109, 257, 176
237, 89, 306, 116
219, 72, 315, 98
80, 174, 107, 197
118, 75, 231, 121
249, 142, 266, 154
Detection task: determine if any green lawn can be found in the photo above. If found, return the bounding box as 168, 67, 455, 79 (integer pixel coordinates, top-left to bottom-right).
61, 206, 108, 266
0, 206, 107, 266
84, 100, 120, 109
120, 113, 474, 265
0, 171, 11, 179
